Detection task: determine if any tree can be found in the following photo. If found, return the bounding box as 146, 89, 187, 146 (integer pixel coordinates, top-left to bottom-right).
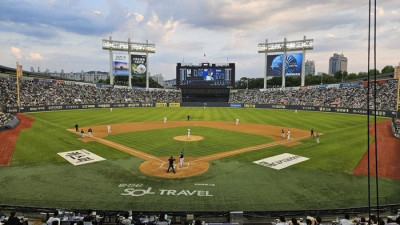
333, 70, 348, 82
132, 76, 163, 88
235, 77, 248, 89
358, 72, 368, 78
368, 69, 380, 76
345, 73, 358, 81
381, 65, 394, 74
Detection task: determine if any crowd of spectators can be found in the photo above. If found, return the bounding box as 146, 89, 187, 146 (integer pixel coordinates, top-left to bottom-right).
229, 82, 398, 111
0, 76, 397, 111
0, 112, 14, 127
0, 77, 182, 107
272, 212, 400, 225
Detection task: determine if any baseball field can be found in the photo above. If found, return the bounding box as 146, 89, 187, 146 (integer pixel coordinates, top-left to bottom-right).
0, 107, 399, 211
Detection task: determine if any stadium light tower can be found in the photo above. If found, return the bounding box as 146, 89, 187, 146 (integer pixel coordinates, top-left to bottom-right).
258, 36, 313, 88
397, 78, 400, 118
102, 36, 155, 89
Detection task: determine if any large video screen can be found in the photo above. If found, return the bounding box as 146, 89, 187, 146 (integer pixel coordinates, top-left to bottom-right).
176, 63, 235, 88
267, 53, 303, 76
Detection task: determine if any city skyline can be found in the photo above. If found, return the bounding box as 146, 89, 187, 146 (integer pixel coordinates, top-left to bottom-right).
0, 0, 399, 80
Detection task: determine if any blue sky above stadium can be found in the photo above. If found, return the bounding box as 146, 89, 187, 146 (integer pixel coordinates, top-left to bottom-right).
0, 0, 399, 79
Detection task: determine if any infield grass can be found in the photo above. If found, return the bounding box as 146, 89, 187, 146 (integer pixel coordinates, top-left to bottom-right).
105, 126, 274, 157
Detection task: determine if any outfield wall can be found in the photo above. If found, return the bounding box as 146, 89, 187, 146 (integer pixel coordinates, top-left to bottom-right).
6, 102, 398, 118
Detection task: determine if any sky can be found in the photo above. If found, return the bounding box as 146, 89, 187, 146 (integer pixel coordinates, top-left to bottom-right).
0, 0, 399, 80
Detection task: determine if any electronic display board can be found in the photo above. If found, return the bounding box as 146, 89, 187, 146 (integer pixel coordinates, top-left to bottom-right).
267, 53, 303, 76
176, 63, 235, 88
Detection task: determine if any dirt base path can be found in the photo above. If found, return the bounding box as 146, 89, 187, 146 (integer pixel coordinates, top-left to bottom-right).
353, 120, 400, 180
70, 121, 310, 178
0, 114, 35, 166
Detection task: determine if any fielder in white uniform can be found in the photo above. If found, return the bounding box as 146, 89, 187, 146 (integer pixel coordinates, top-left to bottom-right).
235, 118, 239, 125
187, 128, 191, 139
107, 124, 111, 134
287, 129, 291, 140
163, 117, 167, 124
180, 150, 184, 167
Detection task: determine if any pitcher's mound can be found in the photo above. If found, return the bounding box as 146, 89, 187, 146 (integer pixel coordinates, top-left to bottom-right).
173, 135, 203, 142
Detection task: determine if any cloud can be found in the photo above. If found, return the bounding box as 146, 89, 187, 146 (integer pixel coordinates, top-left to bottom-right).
0, 0, 399, 79
326, 33, 336, 38
27, 53, 43, 60
92, 10, 102, 16
377, 7, 384, 17
134, 13, 144, 22
11, 47, 22, 59
0, 0, 127, 37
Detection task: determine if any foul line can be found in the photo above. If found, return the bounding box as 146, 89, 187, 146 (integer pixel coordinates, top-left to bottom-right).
191, 135, 310, 163
93, 136, 164, 163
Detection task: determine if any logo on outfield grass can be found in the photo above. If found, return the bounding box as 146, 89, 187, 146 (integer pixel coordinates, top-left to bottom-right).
253, 153, 309, 170
119, 183, 213, 197
58, 149, 106, 166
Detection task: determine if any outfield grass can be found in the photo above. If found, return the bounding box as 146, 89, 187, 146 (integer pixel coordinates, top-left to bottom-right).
0, 107, 398, 211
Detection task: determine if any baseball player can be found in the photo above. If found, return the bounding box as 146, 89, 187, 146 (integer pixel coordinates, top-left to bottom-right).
187, 128, 191, 139
88, 127, 93, 138
281, 129, 285, 138
180, 150, 184, 167
163, 117, 167, 124
235, 118, 239, 125
167, 156, 176, 173
287, 129, 291, 140
75, 123, 79, 132
80, 129, 85, 138
316, 133, 320, 143
107, 124, 111, 134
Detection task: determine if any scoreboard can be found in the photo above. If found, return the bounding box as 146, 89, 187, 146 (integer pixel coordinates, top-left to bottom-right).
176, 63, 235, 88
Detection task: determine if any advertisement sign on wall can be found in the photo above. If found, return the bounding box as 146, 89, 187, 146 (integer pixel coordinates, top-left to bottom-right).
131, 55, 147, 75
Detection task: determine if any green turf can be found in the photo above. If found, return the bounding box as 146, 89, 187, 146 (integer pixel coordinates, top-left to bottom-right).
0, 107, 397, 211
105, 126, 273, 157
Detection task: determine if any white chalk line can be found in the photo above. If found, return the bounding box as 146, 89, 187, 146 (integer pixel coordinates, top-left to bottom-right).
192, 135, 310, 163
93, 136, 164, 163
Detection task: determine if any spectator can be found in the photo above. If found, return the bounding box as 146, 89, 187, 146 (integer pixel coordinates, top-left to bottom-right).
5, 211, 22, 225
47, 210, 60, 225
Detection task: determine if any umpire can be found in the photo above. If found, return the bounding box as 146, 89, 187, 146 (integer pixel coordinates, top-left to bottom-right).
167, 156, 176, 173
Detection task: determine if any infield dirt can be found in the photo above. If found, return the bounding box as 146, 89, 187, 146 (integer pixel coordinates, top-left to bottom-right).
69, 121, 310, 178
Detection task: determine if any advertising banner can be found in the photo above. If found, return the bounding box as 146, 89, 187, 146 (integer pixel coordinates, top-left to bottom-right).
267, 53, 303, 76
131, 55, 147, 75
254, 153, 309, 170
58, 149, 106, 166
113, 54, 129, 76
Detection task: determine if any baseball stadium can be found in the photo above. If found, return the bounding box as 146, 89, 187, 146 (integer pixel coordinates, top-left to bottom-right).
1, 67, 400, 223
1, 1, 400, 225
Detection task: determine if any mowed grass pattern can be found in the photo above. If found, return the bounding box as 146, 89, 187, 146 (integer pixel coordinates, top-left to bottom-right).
0, 107, 398, 211
106, 126, 274, 157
